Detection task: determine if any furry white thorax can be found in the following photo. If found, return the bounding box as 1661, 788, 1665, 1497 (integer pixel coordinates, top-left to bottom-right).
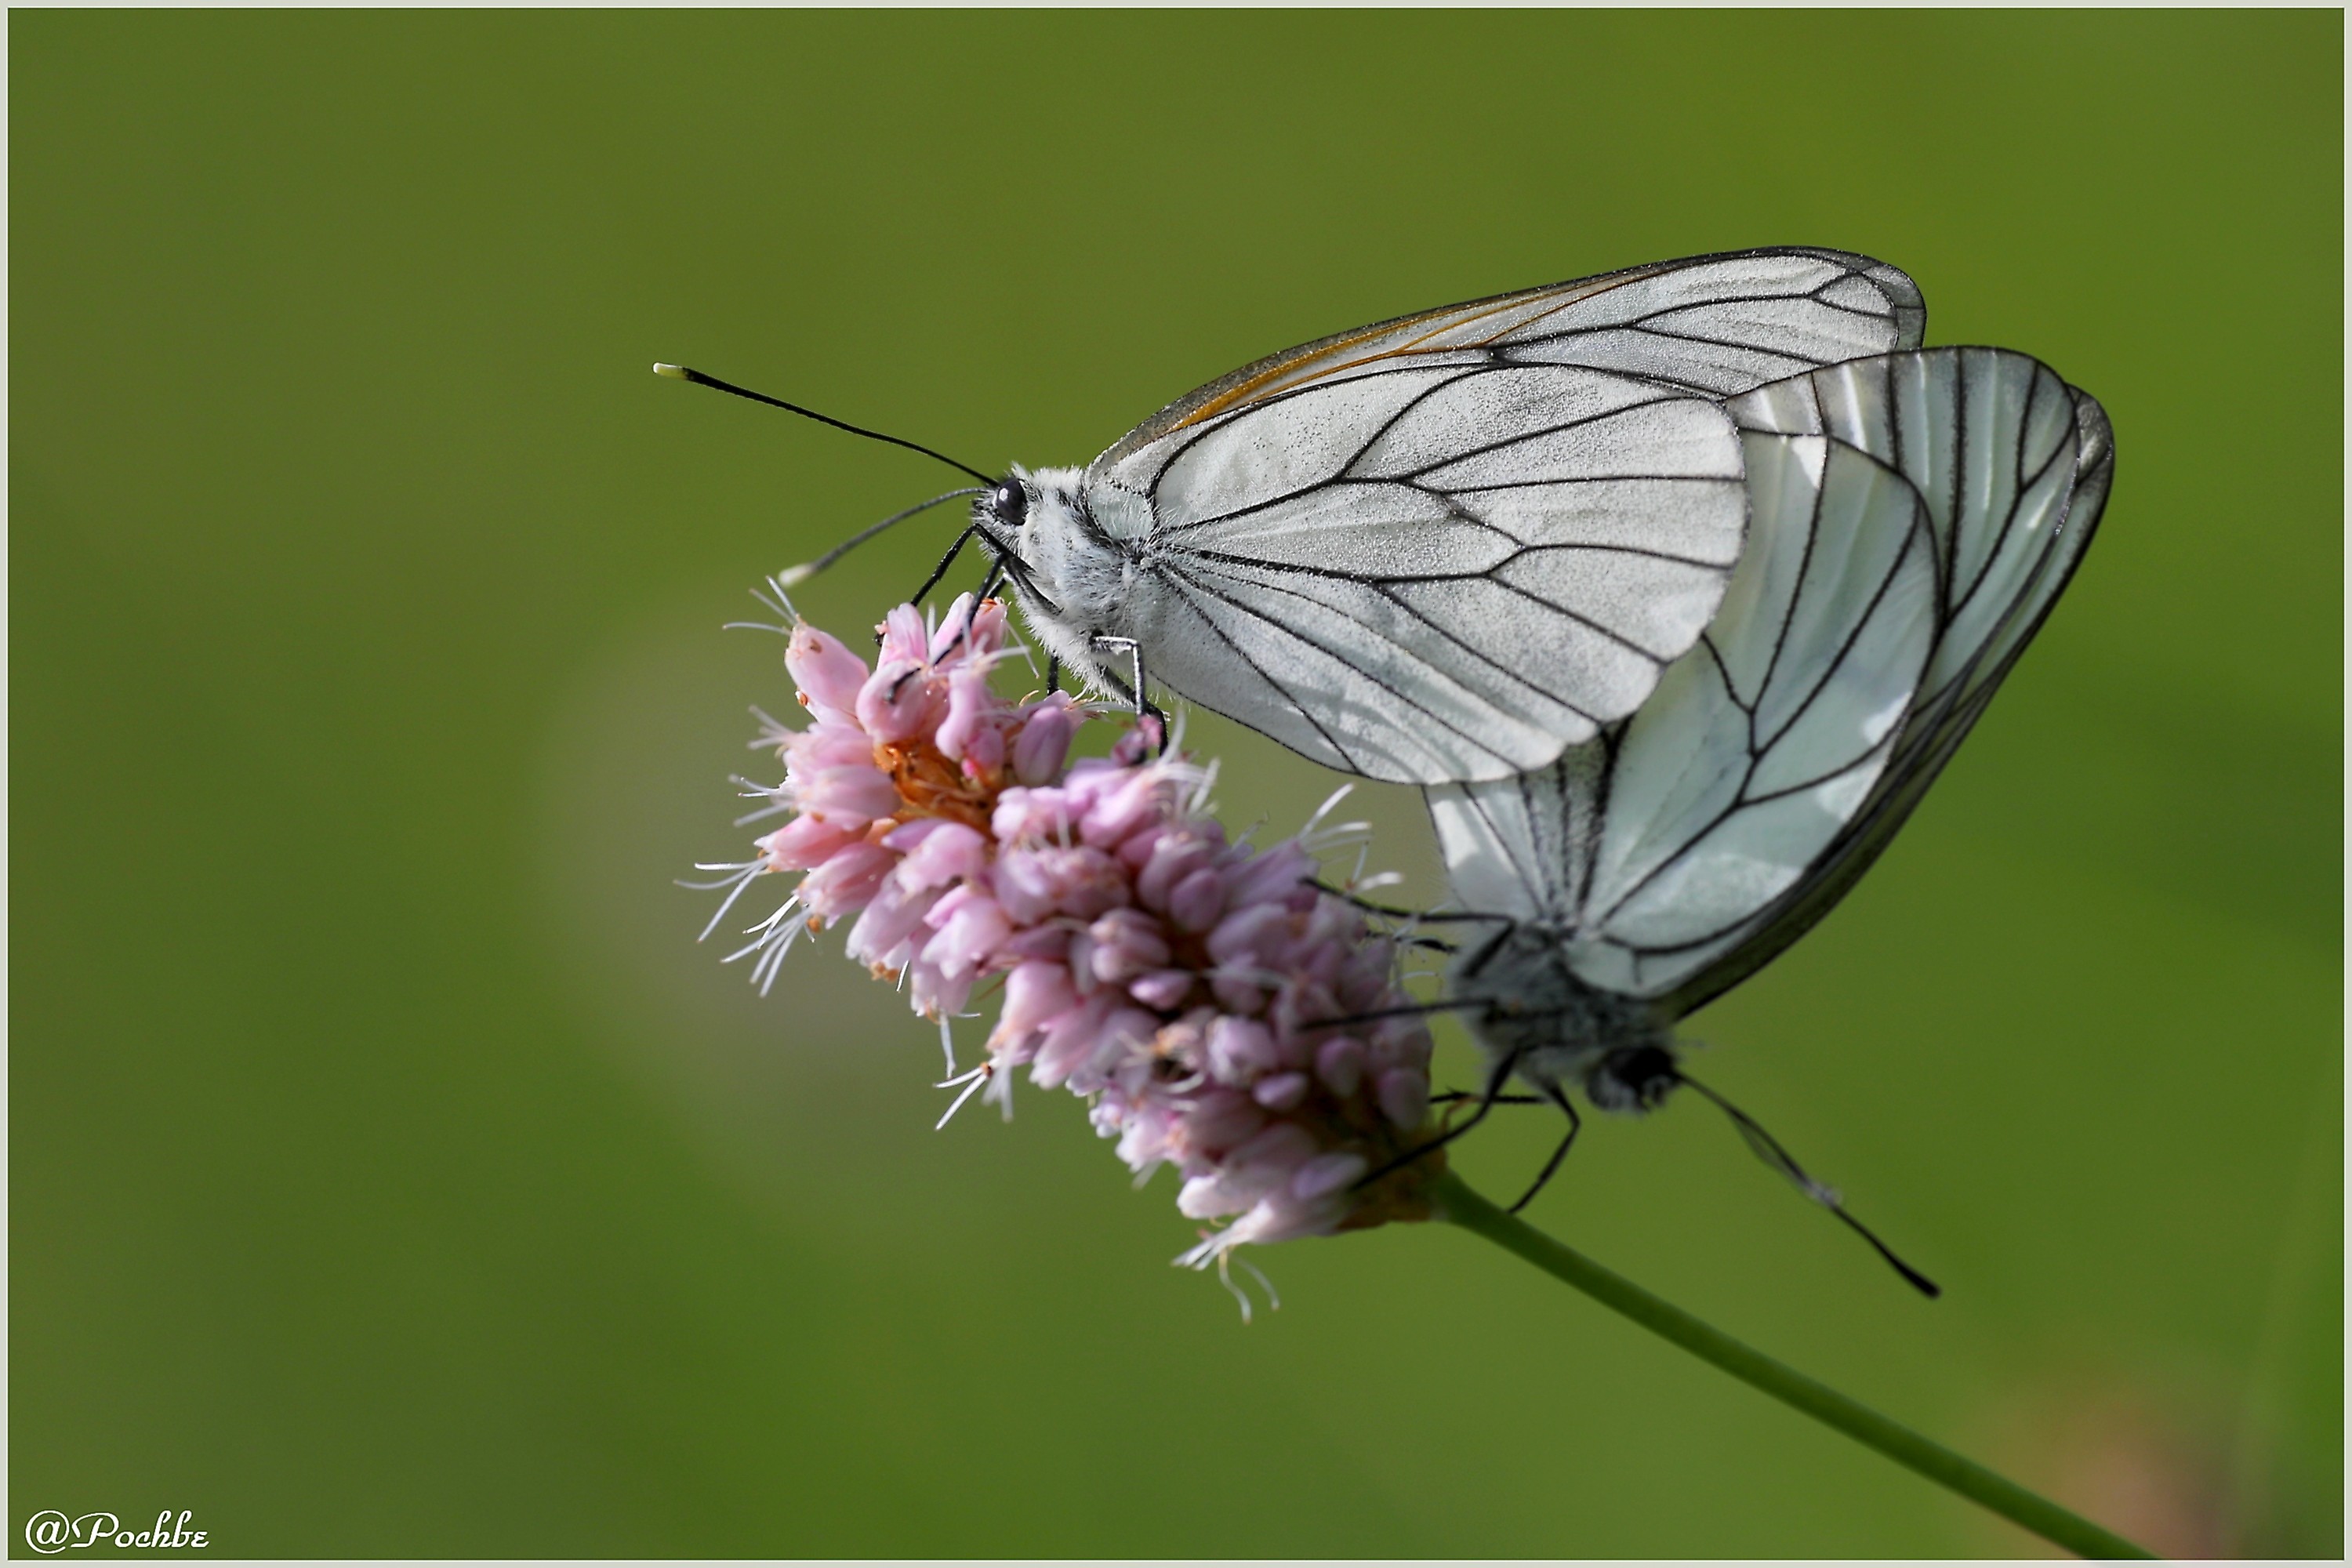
998, 463, 1159, 699
1449, 923, 1680, 1112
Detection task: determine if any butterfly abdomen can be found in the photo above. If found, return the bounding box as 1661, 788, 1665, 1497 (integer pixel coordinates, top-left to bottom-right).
1452, 924, 1678, 1112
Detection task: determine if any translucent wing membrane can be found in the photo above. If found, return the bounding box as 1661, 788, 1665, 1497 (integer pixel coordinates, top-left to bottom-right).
1428, 432, 1938, 996
1115, 364, 1748, 782
1653, 358, 2110, 1015
1101, 248, 1925, 463
1426, 347, 2110, 1015
1069, 251, 1928, 784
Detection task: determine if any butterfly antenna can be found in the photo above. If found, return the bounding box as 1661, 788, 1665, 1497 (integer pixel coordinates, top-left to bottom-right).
652, 363, 996, 485
1675, 1070, 1942, 1299
775, 488, 984, 588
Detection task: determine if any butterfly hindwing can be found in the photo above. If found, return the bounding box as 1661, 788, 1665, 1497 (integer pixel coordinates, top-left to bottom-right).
1652, 365, 2111, 1017
1430, 429, 1940, 996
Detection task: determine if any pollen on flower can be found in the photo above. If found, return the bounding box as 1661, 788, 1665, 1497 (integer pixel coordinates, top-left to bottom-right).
694, 591, 1446, 1287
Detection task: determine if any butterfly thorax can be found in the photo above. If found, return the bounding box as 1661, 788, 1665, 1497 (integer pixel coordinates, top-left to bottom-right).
1450, 923, 1680, 1113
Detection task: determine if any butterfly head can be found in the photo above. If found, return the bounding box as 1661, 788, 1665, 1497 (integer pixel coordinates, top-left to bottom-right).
974, 466, 1134, 662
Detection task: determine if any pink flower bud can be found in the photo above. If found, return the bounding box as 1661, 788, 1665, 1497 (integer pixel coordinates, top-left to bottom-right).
1227, 840, 1314, 909
1167, 867, 1226, 932
959, 724, 1005, 775
991, 786, 1073, 846
798, 764, 901, 822
877, 604, 931, 666
1377, 1067, 1431, 1131
1181, 1088, 1266, 1156
1210, 973, 1265, 1014
1314, 1036, 1367, 1097
1136, 835, 1210, 910
1080, 770, 1164, 848
1225, 1121, 1320, 1181
845, 880, 938, 970
1207, 903, 1289, 969
994, 961, 1079, 1047
927, 593, 980, 663
1290, 1150, 1368, 1202
935, 664, 993, 762
921, 892, 1011, 981
1032, 991, 1116, 1090
1127, 969, 1195, 1011
1086, 909, 1171, 985
891, 821, 988, 893
857, 660, 936, 743
996, 924, 1071, 964
1011, 706, 1076, 786
756, 815, 861, 872
1207, 1016, 1282, 1084
1252, 1072, 1310, 1111
797, 841, 894, 916
786, 623, 870, 720
782, 723, 876, 775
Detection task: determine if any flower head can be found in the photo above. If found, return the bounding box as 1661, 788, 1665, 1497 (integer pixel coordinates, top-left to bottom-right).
695, 593, 1443, 1290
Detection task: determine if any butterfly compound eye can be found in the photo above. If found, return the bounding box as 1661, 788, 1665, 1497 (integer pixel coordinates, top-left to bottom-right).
990, 478, 1028, 524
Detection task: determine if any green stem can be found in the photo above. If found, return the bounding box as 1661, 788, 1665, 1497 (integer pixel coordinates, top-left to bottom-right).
1432, 1171, 2155, 1559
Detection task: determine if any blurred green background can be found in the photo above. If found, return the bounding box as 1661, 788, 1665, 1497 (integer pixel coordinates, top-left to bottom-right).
12, 11, 2341, 1558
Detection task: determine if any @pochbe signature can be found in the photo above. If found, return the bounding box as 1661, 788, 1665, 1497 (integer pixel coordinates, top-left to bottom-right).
24, 1511, 207, 1553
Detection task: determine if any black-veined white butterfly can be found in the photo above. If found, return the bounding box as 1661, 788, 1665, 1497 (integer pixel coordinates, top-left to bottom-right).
663, 247, 1927, 785
1385, 347, 2112, 1292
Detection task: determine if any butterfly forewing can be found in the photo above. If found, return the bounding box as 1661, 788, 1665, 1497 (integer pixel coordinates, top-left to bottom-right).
1065, 249, 1929, 786
1100, 247, 1926, 465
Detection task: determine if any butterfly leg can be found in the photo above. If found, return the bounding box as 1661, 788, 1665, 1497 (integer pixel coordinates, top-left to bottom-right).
1432, 1091, 1542, 1105
907, 524, 979, 608
1045, 657, 1062, 695
1353, 1042, 1524, 1191
1089, 635, 1169, 752
1507, 1083, 1583, 1214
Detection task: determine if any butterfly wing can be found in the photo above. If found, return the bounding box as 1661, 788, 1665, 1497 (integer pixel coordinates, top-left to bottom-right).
1427, 430, 1941, 996
1114, 362, 1749, 781
1078, 250, 1928, 785
1650, 356, 2111, 1017
1101, 248, 1926, 463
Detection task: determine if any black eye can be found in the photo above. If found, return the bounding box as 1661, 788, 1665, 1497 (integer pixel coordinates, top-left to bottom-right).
990, 478, 1028, 524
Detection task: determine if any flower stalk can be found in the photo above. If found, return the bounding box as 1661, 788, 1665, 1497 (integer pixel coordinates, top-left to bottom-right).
1432, 1171, 2156, 1559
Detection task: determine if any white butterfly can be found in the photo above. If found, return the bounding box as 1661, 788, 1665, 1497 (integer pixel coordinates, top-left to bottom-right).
1401, 347, 2111, 1282
952, 248, 1929, 785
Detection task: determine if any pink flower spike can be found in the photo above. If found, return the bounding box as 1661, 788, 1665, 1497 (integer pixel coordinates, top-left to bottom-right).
701, 600, 1446, 1286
